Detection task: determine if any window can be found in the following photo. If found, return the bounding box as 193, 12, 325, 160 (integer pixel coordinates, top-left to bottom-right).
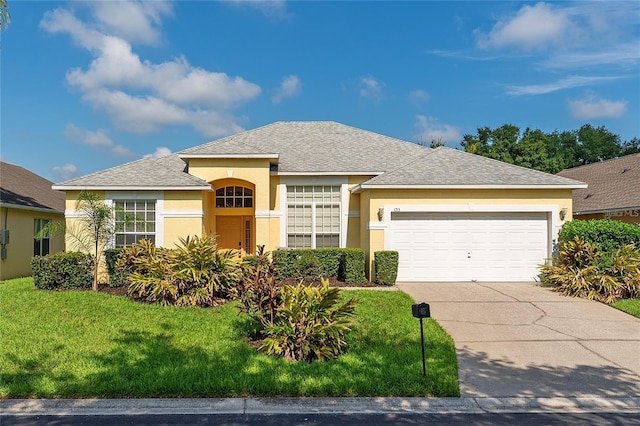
114, 200, 156, 247
34, 219, 50, 256
215, 186, 253, 208
287, 185, 340, 248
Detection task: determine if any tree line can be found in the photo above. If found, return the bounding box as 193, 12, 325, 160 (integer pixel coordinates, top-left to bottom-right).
441, 124, 639, 174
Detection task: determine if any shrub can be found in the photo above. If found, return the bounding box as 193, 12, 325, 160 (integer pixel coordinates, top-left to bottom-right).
313, 248, 343, 277
341, 248, 366, 284
374, 251, 399, 285
559, 219, 640, 255
259, 279, 357, 362
540, 237, 640, 303
31, 252, 94, 290
231, 246, 282, 328
127, 235, 241, 307
104, 248, 125, 287
272, 250, 296, 279
241, 255, 260, 268
293, 250, 323, 283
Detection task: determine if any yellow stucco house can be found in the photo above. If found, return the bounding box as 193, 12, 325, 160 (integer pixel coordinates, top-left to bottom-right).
53, 121, 586, 282
1, 162, 66, 280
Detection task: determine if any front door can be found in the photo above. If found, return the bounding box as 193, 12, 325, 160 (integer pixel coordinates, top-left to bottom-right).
216, 216, 252, 255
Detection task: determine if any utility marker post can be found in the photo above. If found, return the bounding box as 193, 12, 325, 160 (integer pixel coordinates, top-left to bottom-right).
411, 302, 431, 377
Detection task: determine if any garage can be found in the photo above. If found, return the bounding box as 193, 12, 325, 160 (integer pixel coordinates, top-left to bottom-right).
388, 211, 549, 282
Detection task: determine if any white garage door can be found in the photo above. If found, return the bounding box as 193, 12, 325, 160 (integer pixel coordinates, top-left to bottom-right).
389, 212, 549, 282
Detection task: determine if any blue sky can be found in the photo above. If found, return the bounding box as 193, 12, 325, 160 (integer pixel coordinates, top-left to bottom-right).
2, 1, 639, 182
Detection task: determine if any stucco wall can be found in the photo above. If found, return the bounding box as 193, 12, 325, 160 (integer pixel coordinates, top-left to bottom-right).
0, 207, 65, 280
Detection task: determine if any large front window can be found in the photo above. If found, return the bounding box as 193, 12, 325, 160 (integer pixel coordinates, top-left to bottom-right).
287, 185, 340, 248
115, 200, 156, 247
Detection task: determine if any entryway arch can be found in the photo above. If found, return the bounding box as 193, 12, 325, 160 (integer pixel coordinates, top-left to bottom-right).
210, 178, 255, 255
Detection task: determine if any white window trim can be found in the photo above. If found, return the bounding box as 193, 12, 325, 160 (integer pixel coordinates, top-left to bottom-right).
106, 191, 164, 248
280, 177, 347, 249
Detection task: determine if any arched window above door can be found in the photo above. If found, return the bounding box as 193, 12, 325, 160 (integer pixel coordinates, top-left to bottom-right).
215, 186, 253, 208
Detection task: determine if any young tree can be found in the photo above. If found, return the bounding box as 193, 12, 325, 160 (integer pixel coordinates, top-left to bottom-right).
41, 191, 132, 291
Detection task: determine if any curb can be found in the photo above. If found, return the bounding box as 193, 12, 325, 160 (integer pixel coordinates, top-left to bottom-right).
1, 397, 639, 416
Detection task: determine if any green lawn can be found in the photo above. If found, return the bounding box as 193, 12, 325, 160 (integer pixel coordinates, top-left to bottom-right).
0, 278, 459, 398
611, 299, 640, 319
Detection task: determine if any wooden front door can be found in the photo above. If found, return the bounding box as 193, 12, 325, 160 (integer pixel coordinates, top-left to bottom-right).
216, 216, 252, 255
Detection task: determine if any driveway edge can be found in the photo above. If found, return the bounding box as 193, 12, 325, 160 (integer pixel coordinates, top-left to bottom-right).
1, 397, 639, 415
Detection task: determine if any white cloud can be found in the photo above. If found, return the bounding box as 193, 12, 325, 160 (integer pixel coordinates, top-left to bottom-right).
408, 89, 429, 105
272, 75, 302, 103
91, 1, 173, 45
52, 163, 79, 182
475, 2, 570, 51
64, 124, 135, 157
359, 77, 384, 101
568, 95, 628, 119
541, 42, 640, 69
41, 2, 261, 139
143, 147, 172, 159
226, 0, 289, 21
414, 115, 462, 144
505, 75, 623, 96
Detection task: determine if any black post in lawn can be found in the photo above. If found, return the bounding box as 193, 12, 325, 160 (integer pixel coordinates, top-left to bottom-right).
411, 303, 431, 377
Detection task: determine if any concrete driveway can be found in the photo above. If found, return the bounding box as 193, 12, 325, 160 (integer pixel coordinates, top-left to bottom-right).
397, 282, 640, 398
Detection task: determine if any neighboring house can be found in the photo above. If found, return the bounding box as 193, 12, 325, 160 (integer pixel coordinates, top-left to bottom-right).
0, 162, 66, 280
557, 153, 640, 224
53, 121, 585, 282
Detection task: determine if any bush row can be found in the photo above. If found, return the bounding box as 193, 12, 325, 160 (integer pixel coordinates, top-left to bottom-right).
31, 252, 94, 290
272, 248, 366, 284
559, 219, 640, 254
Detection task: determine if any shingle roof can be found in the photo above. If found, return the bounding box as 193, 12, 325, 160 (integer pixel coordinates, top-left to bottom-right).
557, 153, 640, 213
53, 154, 210, 190
358, 147, 586, 188
54, 121, 586, 190
0, 162, 65, 212
180, 121, 429, 173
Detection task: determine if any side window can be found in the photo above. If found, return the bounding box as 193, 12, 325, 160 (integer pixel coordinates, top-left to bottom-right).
34, 219, 50, 256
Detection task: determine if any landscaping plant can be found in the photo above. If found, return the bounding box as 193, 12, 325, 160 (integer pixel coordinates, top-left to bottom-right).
540, 237, 640, 303
259, 279, 357, 362
127, 236, 240, 307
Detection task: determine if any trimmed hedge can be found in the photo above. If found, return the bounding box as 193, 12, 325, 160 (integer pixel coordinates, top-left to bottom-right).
273, 248, 367, 283
559, 219, 640, 254
374, 251, 399, 285
341, 249, 367, 284
31, 252, 94, 290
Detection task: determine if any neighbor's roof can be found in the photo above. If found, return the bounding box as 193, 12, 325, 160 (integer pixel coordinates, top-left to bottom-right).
53, 154, 211, 191
179, 121, 429, 174
557, 153, 640, 214
353, 147, 587, 190
0, 162, 66, 212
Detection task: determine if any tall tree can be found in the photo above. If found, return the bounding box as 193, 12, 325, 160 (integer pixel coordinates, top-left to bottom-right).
576, 124, 622, 165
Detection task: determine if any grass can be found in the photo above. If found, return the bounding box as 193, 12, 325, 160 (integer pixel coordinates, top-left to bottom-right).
611, 299, 640, 319
0, 278, 459, 398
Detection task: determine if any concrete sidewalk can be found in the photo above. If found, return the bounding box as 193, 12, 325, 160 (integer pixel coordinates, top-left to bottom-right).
1, 396, 640, 416
397, 282, 640, 399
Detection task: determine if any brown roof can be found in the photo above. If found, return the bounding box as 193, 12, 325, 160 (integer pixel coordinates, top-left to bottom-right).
0, 162, 65, 212
557, 153, 640, 214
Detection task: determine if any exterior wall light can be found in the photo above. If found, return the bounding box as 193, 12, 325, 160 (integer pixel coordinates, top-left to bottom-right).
377, 207, 384, 221
560, 207, 568, 221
